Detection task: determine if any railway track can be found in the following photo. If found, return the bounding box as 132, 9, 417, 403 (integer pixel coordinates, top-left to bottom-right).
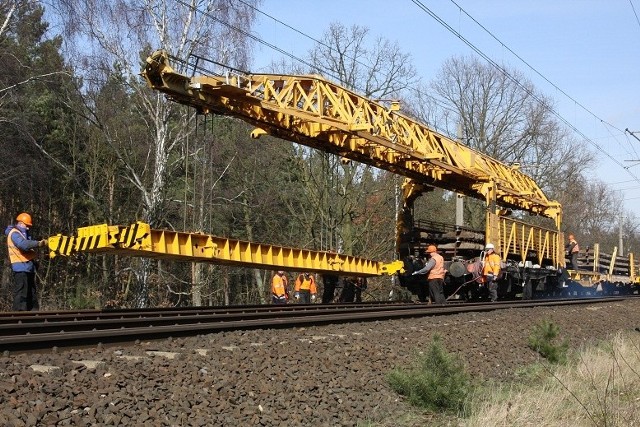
0, 297, 626, 353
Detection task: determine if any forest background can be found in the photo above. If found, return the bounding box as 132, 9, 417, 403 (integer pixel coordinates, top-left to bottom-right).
0, 0, 635, 310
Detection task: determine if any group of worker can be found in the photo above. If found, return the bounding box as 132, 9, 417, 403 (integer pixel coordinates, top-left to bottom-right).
407, 242, 502, 303
270, 271, 367, 304
409, 235, 582, 303
270, 271, 317, 304
272, 242, 503, 306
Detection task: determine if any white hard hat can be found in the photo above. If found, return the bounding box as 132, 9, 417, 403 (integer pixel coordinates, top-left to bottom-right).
485, 243, 495, 250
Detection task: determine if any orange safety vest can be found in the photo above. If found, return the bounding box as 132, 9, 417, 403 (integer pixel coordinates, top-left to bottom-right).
427, 252, 445, 280
482, 252, 502, 277
295, 275, 317, 293
271, 274, 288, 297
569, 240, 580, 253
7, 228, 36, 265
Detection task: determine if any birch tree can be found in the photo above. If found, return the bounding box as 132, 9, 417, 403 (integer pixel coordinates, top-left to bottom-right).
47, 0, 260, 306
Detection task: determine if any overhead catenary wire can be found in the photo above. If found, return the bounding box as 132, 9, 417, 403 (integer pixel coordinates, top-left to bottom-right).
448, 0, 640, 161
608, 178, 640, 186
630, 0, 640, 31
448, 0, 630, 135
410, 0, 640, 184
604, 124, 640, 161
230, 0, 457, 115
173, 0, 458, 117
172, 0, 326, 77
191, 0, 617, 156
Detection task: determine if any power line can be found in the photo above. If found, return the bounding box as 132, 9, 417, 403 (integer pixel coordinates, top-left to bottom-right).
446, 0, 640, 160
175, 0, 640, 187
175, 0, 458, 120
230, 0, 457, 116
410, 0, 640, 184
608, 178, 640, 185
448, 0, 640, 161
627, 129, 640, 144
630, 0, 640, 30
448, 0, 628, 135
171, 0, 339, 80
605, 122, 640, 160
611, 184, 640, 191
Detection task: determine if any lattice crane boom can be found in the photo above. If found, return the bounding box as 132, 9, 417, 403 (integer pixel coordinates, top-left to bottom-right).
142, 49, 562, 223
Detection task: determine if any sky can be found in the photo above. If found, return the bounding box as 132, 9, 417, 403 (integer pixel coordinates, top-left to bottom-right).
247, 0, 640, 214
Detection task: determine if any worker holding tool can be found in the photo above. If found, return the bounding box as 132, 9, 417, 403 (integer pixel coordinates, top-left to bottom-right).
411, 244, 446, 304
5, 212, 47, 311
354, 277, 367, 303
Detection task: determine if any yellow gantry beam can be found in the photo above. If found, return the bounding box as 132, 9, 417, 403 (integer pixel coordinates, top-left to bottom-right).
142, 49, 561, 221
48, 222, 401, 277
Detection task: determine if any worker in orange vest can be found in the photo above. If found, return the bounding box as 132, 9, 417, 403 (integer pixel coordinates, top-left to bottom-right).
271, 271, 289, 304
565, 234, 580, 270
482, 243, 502, 302
294, 272, 317, 304
411, 244, 446, 304
5, 212, 47, 311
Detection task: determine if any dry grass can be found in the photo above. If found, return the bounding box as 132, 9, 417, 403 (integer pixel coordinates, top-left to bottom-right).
465, 331, 640, 427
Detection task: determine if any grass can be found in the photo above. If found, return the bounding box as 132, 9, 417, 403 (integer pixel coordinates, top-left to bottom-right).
374, 328, 640, 426
465, 331, 640, 426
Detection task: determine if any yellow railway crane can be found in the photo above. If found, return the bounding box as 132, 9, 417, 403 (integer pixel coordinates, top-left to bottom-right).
46, 50, 639, 297
140, 49, 564, 268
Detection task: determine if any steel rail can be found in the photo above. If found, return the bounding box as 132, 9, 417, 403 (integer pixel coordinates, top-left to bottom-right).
0, 301, 407, 324
1, 298, 579, 333
3, 293, 630, 324
0, 297, 625, 352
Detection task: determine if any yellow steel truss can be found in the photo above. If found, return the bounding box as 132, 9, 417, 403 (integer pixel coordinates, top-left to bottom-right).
48, 222, 399, 276
142, 50, 562, 222
486, 212, 563, 265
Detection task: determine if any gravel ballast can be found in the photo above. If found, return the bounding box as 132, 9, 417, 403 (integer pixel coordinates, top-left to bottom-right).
1, 298, 639, 426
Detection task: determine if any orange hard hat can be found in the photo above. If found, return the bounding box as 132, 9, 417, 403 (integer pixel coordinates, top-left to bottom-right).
16, 212, 32, 226
426, 244, 437, 253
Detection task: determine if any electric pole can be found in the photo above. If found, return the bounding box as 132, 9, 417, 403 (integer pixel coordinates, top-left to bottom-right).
619, 212, 624, 257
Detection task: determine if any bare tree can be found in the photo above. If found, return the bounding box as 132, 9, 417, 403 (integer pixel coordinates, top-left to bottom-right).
430, 55, 596, 229
560, 179, 621, 244
286, 23, 419, 257
309, 23, 418, 99
46, 0, 260, 306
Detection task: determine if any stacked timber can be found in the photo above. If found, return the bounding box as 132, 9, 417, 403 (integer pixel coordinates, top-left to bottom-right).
412, 219, 484, 260
571, 247, 640, 277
